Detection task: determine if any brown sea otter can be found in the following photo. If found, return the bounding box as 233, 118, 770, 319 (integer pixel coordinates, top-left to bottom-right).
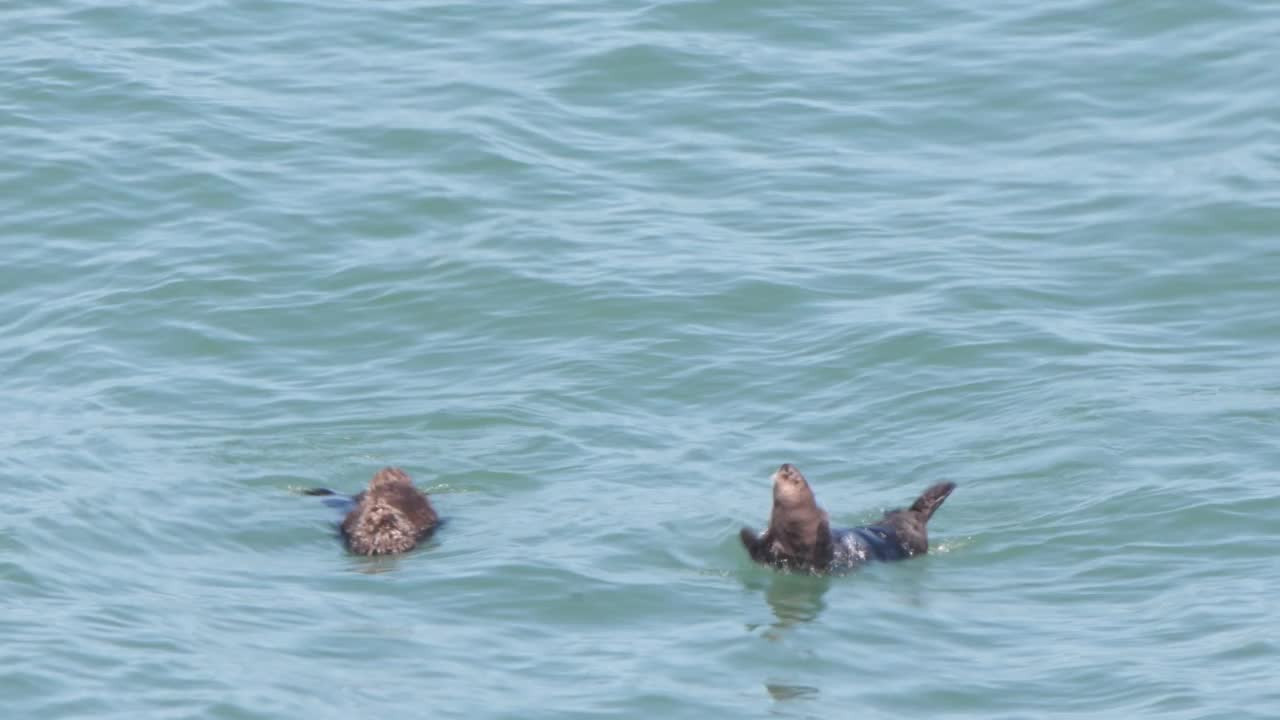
740, 463, 955, 574
306, 467, 439, 556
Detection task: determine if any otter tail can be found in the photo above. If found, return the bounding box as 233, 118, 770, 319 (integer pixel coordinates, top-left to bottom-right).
909, 482, 956, 523
301, 488, 336, 496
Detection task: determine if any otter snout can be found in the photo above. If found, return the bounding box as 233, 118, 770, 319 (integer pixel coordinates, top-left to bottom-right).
772, 463, 805, 486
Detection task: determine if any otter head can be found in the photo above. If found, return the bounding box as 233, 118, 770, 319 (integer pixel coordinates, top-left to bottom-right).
771, 463, 817, 510
368, 466, 413, 492
765, 463, 832, 570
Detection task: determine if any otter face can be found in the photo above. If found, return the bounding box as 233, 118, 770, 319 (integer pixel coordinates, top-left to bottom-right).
772, 463, 815, 507
368, 466, 413, 491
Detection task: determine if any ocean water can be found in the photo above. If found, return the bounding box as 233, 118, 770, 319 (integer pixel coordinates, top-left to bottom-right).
2, 1, 1278, 717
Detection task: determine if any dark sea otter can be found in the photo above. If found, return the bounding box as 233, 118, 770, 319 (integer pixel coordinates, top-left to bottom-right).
740, 463, 955, 574
306, 467, 439, 556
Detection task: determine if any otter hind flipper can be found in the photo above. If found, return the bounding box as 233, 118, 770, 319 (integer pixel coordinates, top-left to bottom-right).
299, 487, 358, 513
909, 482, 956, 523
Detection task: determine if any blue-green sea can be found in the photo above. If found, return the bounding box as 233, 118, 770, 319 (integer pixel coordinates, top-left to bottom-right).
3, 1, 1279, 718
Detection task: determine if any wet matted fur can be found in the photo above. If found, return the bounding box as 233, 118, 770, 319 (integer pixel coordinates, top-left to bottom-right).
338, 467, 439, 556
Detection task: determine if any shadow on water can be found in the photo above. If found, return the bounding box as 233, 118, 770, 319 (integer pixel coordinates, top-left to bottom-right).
764, 573, 831, 629
350, 555, 403, 575
743, 572, 833, 634
747, 561, 936, 632
746, 567, 927, 709
764, 681, 821, 704
754, 574, 830, 706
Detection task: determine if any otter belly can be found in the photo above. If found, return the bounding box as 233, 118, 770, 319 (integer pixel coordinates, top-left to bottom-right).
830, 526, 909, 570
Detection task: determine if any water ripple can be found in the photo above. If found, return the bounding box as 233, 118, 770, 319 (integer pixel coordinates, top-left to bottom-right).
4, 0, 1279, 718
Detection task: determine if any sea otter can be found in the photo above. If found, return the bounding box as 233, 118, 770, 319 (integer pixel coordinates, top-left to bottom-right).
306, 467, 439, 556
740, 463, 955, 574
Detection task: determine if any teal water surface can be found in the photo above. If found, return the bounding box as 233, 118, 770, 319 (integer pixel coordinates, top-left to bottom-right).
3, 1, 1279, 718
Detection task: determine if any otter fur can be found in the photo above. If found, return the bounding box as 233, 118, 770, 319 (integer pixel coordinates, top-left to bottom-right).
309, 467, 439, 556
740, 463, 954, 574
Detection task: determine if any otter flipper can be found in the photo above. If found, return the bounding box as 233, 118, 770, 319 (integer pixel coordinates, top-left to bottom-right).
909, 481, 956, 522
301, 487, 359, 513
740, 527, 766, 562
